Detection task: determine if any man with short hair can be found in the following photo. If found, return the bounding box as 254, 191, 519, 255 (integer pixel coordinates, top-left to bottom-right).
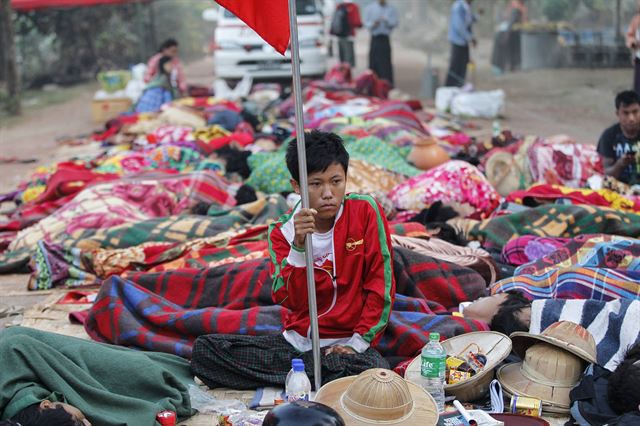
363, 0, 398, 86
597, 90, 640, 184
191, 131, 395, 389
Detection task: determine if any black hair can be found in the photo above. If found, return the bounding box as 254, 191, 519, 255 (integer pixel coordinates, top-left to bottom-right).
158, 55, 173, 76
615, 90, 640, 110
608, 343, 640, 414
410, 201, 468, 246
285, 130, 349, 183
489, 291, 531, 336
158, 38, 178, 52
11, 404, 84, 426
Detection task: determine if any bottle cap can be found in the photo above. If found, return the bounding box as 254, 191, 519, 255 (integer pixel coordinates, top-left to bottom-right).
156, 410, 176, 426
292, 359, 305, 372
429, 332, 440, 341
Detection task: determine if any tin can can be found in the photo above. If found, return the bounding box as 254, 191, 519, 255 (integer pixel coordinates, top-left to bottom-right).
510, 395, 542, 417
156, 410, 176, 426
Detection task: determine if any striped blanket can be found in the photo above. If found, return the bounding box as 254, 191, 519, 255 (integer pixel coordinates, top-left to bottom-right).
531, 299, 640, 371
85, 248, 488, 362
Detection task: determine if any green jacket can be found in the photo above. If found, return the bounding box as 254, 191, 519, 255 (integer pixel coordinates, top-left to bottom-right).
0, 327, 195, 426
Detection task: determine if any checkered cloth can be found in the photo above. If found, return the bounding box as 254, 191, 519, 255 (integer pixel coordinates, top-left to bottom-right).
191, 334, 389, 389
465, 205, 640, 253
85, 247, 488, 362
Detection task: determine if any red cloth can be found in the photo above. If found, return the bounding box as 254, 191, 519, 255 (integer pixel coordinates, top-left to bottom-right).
214, 0, 291, 55
268, 195, 396, 348
507, 184, 640, 211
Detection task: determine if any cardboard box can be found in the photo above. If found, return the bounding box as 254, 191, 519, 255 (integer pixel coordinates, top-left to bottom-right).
91, 98, 132, 123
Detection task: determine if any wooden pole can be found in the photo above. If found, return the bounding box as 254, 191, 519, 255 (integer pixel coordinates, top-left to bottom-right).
0, 0, 21, 115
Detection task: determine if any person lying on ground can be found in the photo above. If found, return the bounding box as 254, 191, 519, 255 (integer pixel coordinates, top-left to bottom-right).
598, 90, 640, 184
190, 130, 394, 389
0, 327, 195, 426
464, 291, 640, 371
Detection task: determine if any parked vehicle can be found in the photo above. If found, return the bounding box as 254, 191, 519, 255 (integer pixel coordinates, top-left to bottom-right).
211, 0, 328, 80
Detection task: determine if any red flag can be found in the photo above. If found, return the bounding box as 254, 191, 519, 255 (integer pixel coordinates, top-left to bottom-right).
214, 0, 291, 55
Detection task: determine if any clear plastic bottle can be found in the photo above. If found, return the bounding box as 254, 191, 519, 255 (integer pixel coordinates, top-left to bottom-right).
421, 332, 446, 412
285, 358, 311, 402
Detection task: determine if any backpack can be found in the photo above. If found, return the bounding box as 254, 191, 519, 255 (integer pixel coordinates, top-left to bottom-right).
330, 5, 351, 38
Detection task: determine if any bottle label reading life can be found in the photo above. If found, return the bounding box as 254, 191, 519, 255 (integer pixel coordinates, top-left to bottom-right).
287, 392, 309, 402
421, 355, 445, 379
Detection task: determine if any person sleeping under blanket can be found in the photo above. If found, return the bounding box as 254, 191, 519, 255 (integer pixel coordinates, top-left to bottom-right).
0, 327, 196, 426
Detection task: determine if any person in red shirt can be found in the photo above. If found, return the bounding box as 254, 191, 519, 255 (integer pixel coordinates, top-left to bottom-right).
331, 0, 363, 68
191, 131, 394, 389
144, 38, 188, 95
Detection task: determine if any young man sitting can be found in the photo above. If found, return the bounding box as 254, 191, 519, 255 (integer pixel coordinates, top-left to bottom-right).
597, 90, 640, 184
191, 130, 395, 389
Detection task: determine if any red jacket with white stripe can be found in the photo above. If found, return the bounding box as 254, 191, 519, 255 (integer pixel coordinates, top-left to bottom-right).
268, 193, 395, 349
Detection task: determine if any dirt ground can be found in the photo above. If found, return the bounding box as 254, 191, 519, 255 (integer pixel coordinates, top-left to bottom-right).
0, 36, 633, 324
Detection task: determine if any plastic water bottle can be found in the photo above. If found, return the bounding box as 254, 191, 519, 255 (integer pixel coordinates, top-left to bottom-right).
492, 119, 502, 138
421, 332, 446, 412
285, 358, 311, 402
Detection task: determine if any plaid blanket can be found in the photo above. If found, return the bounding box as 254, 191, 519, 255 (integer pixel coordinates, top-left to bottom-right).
27, 198, 287, 288
515, 234, 640, 275
8, 171, 235, 253
464, 205, 640, 252
85, 247, 487, 362
491, 267, 640, 300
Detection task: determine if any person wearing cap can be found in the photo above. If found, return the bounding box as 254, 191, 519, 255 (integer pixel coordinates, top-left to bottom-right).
191, 131, 394, 389
0, 327, 195, 426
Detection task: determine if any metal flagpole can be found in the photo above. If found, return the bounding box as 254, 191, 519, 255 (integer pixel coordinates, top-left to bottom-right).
287, 0, 322, 392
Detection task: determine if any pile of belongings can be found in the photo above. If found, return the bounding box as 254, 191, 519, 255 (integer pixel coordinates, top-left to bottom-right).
1, 64, 640, 424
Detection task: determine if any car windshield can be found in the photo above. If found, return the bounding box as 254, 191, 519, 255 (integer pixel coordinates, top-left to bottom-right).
223, 0, 317, 18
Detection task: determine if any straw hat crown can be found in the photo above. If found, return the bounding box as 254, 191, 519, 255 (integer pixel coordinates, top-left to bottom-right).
510, 321, 597, 364
315, 368, 438, 426
520, 343, 584, 387
341, 369, 414, 422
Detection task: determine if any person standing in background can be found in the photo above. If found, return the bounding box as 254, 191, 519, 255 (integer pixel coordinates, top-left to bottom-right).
364, 0, 399, 86
626, 1, 640, 94
491, 0, 527, 74
330, 0, 363, 68
446, 0, 476, 87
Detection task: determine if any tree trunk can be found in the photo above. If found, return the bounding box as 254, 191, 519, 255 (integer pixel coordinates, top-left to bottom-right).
0, 0, 21, 115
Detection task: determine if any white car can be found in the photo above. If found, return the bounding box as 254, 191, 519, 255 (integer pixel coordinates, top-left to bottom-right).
211, 0, 328, 80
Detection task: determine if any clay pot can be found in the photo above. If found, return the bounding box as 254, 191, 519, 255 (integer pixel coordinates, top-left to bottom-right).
408, 138, 450, 171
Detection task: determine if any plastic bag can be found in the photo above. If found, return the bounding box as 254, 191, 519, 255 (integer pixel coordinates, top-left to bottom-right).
450, 90, 505, 118
188, 384, 247, 415
435, 86, 461, 113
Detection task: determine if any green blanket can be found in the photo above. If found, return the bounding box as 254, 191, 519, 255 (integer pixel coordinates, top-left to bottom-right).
465, 204, 640, 251
0, 327, 195, 426
246, 135, 419, 193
